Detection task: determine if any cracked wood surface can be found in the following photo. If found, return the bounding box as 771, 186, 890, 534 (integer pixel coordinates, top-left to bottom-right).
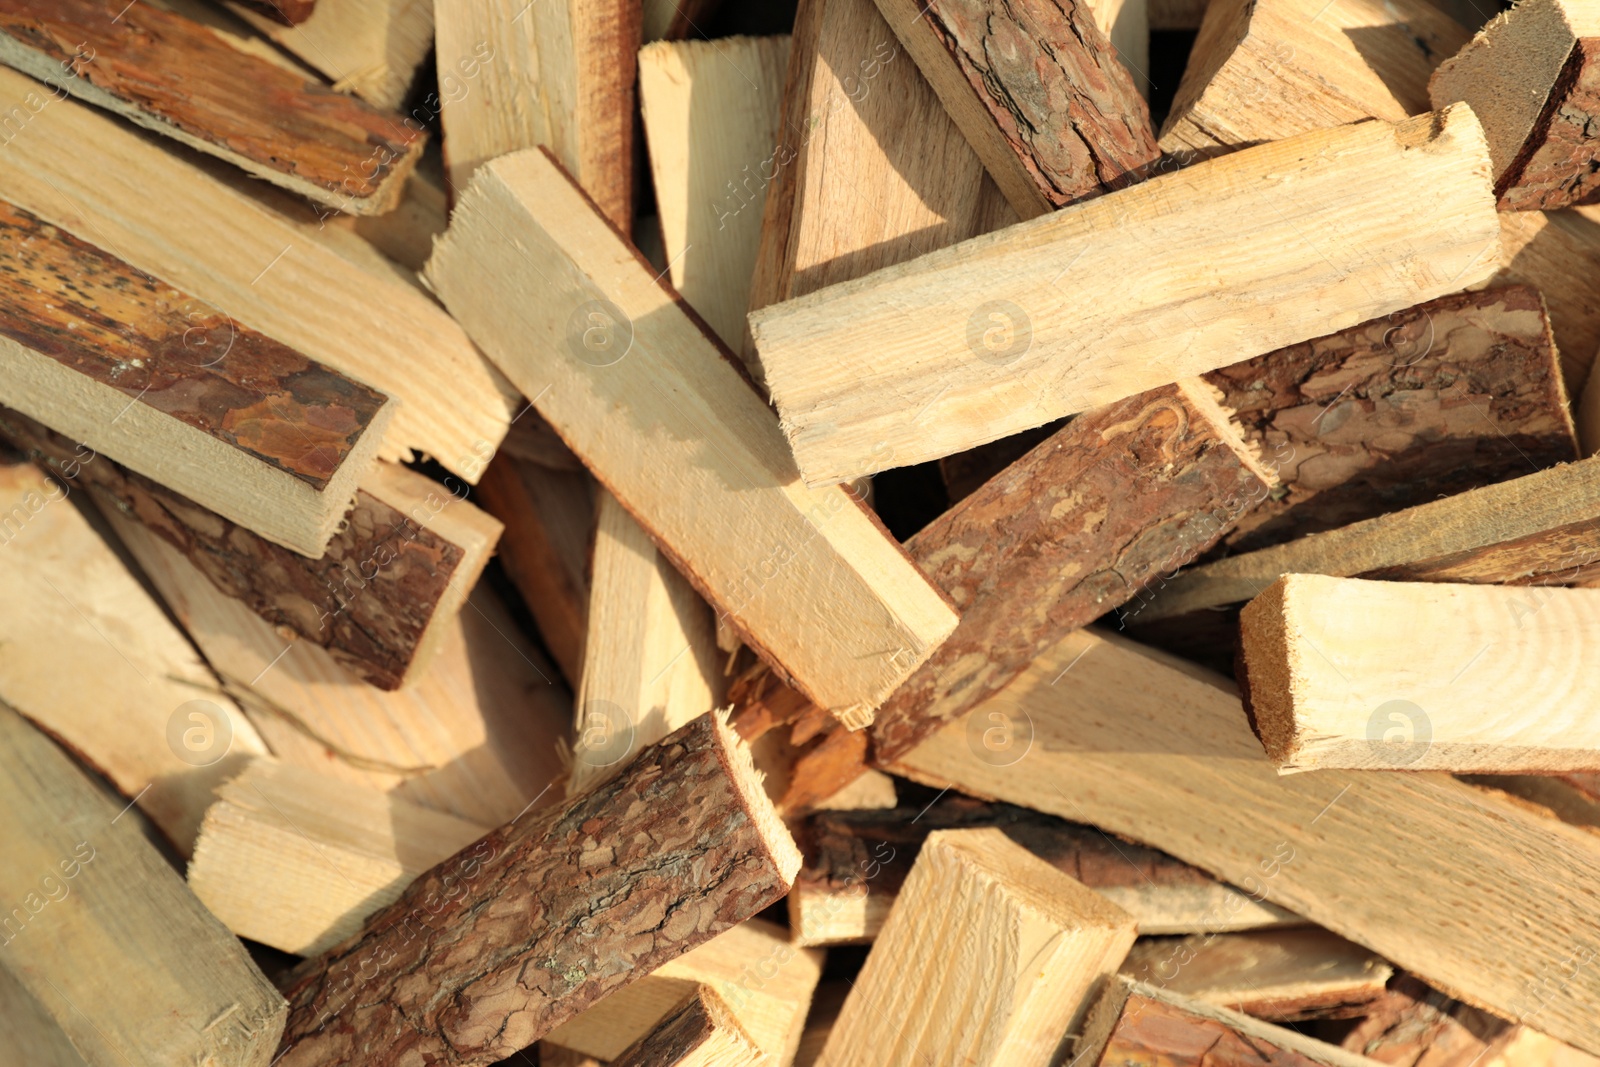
275, 713, 799, 1067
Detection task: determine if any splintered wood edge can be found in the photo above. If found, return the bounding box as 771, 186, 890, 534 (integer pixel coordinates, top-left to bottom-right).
1174, 377, 1279, 488
713, 708, 802, 884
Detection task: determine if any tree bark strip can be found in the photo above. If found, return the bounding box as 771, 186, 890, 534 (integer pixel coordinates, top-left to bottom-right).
274, 712, 799, 1067
1498, 39, 1600, 210
232, 0, 318, 25
1092, 990, 1355, 1067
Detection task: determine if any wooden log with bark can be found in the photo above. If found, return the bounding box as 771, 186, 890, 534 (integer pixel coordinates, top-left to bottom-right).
610, 987, 762, 1067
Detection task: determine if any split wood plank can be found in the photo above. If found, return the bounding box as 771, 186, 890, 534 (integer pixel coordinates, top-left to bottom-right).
274, 712, 801, 1067
639, 34, 792, 350
227, 0, 433, 109
0, 459, 267, 856
1203, 285, 1577, 554
545, 918, 825, 1063
436, 0, 638, 228
0, 964, 89, 1067
748, 108, 1503, 487
569, 490, 720, 794
1240, 574, 1600, 773
817, 827, 1137, 1067
870, 379, 1272, 764
1, 407, 499, 689
1159, 0, 1469, 156
0, 66, 518, 485
0, 200, 391, 556
869, 0, 1159, 219
886, 626, 1600, 1052
187, 757, 488, 956
0, 702, 286, 1067
1430, 0, 1600, 210
0, 0, 424, 214
611, 987, 762, 1067
425, 148, 958, 721
790, 798, 1298, 947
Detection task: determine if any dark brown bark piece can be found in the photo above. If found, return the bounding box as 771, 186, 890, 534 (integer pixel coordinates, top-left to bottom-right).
1096, 992, 1346, 1066
610, 987, 757, 1067
1335, 975, 1515, 1065
1499, 39, 1600, 210
274, 712, 798, 1067
232, 0, 318, 25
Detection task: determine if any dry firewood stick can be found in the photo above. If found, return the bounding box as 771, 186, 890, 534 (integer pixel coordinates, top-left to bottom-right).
274, 711, 800, 1066
609, 987, 762, 1067
0, 0, 424, 214
224, 0, 431, 109
748, 108, 1502, 487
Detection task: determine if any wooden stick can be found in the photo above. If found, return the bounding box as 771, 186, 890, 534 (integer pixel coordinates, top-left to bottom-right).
1430, 0, 1600, 210
817, 827, 1137, 1067
611, 987, 762, 1067
274, 711, 800, 1067
226, 0, 432, 109
0, 0, 425, 214
425, 147, 958, 720
1239, 575, 1600, 773
869, 0, 1159, 218
886, 626, 1600, 1051
0, 702, 286, 1066
748, 108, 1503, 487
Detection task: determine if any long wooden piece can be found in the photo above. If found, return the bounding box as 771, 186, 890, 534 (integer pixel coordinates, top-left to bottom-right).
887, 627, 1600, 1052
227, 0, 432, 109
0, 0, 423, 213
0, 964, 89, 1067
748, 108, 1503, 486
274, 712, 800, 1067
611, 987, 762, 1067
0, 703, 286, 1066
426, 148, 958, 720
869, 0, 1159, 218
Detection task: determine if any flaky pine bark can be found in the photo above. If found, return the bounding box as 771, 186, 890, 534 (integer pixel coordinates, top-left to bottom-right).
1499, 40, 1600, 209
610, 987, 760, 1067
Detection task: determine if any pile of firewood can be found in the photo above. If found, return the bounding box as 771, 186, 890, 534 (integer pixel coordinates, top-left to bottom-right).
6, 0, 1600, 1063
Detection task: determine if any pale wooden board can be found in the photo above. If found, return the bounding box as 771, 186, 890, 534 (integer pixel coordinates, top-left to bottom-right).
888, 627, 1600, 1053
748, 108, 1503, 486
424, 148, 958, 718
228, 0, 433, 109
0, 461, 267, 857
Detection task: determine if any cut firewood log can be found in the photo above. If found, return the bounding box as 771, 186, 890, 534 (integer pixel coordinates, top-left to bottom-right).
569, 490, 720, 794
1430, 0, 1600, 210
274, 711, 801, 1067
817, 827, 1137, 1067
0, 459, 267, 855
1239, 575, 1600, 773
226, 0, 432, 109
2, 409, 501, 690
425, 148, 958, 722
748, 108, 1502, 487
1496, 208, 1600, 393
1159, 0, 1468, 156
0, 702, 287, 1066
886, 627, 1600, 1052
0, 66, 518, 485
1120, 929, 1392, 1021
436, 0, 638, 228
870, 379, 1272, 764
1202, 285, 1577, 553
869, 0, 1159, 218
187, 757, 490, 956
790, 798, 1299, 947
0, 201, 392, 556
611, 987, 762, 1067
638, 34, 791, 349
545, 918, 824, 1064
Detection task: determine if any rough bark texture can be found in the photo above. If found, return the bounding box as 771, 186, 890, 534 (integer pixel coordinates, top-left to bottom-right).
0, 407, 474, 690
917, 0, 1159, 208
726, 662, 875, 815
1333, 976, 1516, 1065
1099, 994, 1337, 1066
1204, 286, 1578, 553
870, 382, 1269, 765
275, 714, 795, 1067
1499, 39, 1600, 210
231, 0, 317, 24
0, 200, 387, 492
0, 0, 420, 210
610, 987, 756, 1066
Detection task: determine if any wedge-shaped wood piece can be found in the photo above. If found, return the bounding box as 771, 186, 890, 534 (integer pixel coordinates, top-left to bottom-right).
817, 827, 1137, 1067
1430, 0, 1600, 209
0, 0, 424, 213
0, 703, 287, 1066
0, 202, 390, 555
426, 148, 958, 719
871, 379, 1272, 763
0, 67, 517, 485
1203, 285, 1577, 554
888, 627, 1600, 1052
227, 0, 431, 108
1240, 575, 1600, 773
612, 987, 762, 1067
750, 108, 1502, 486
1160, 0, 1468, 156
869, 0, 1159, 218
275, 712, 801, 1067
0, 459, 267, 855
